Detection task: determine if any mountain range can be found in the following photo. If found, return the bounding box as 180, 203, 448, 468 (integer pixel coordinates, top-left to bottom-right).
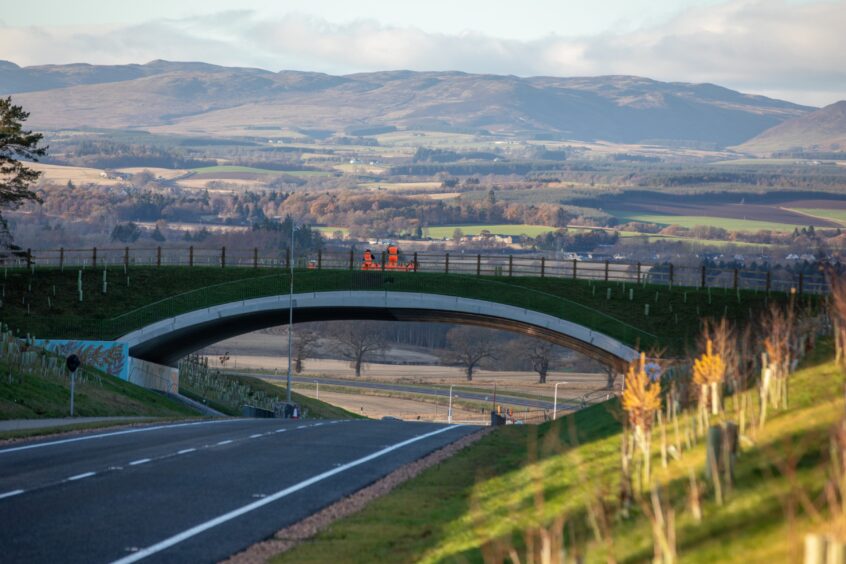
0, 60, 830, 149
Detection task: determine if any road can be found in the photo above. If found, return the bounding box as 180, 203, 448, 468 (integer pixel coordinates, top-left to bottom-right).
0, 418, 477, 563
264, 374, 577, 411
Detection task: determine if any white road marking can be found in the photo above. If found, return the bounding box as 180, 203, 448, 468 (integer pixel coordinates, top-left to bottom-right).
296, 425, 307, 429
0, 489, 24, 500
67, 471, 96, 481
129, 459, 151, 466
274, 429, 286, 433
0, 419, 243, 455
249, 434, 262, 439
216, 440, 233, 446
177, 448, 196, 455
110, 425, 465, 564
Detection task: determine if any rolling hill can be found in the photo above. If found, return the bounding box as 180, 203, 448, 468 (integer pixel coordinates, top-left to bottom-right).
734, 100, 846, 155
1, 60, 813, 147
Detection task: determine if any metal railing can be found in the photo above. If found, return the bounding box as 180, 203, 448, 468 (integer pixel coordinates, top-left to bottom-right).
9, 245, 829, 295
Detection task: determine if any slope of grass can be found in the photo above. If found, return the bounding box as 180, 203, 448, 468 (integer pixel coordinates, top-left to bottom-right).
275, 344, 844, 563
608, 210, 807, 232
426, 224, 557, 238
180, 372, 362, 420
0, 357, 198, 419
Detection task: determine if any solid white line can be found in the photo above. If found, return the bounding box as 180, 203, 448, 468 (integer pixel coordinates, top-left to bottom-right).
0, 489, 24, 499
0, 420, 243, 455
177, 448, 196, 455
129, 458, 151, 466
216, 440, 233, 445
110, 425, 464, 564
67, 471, 96, 481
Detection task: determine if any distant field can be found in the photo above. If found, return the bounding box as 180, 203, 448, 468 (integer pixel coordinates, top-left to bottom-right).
359, 181, 442, 191
314, 226, 350, 236
608, 210, 813, 232
426, 224, 557, 238
787, 208, 846, 226
190, 165, 331, 179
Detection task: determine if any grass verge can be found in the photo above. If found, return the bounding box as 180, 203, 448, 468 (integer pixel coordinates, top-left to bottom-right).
273, 343, 844, 563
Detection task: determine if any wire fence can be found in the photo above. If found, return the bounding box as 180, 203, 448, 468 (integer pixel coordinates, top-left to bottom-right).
6, 245, 830, 295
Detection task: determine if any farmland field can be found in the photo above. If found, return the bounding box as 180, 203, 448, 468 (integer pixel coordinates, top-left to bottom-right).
786, 208, 846, 226
190, 165, 332, 179
608, 211, 815, 232
425, 224, 558, 238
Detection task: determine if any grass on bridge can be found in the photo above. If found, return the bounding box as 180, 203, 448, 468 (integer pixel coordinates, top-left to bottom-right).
0, 266, 807, 354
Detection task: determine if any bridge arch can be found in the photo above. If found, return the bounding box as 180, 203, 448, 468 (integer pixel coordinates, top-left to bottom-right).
119, 291, 639, 372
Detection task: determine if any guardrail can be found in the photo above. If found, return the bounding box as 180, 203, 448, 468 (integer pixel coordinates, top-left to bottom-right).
8, 245, 830, 295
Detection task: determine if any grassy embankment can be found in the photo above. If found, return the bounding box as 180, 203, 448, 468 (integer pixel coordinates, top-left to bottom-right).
180, 372, 361, 420
0, 267, 800, 355
275, 343, 844, 563
0, 356, 198, 422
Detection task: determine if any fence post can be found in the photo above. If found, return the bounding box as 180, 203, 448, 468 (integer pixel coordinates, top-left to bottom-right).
349, 249, 354, 270
445, 253, 450, 274
59, 247, 64, 269
317, 249, 322, 270
637, 262, 641, 284
604, 260, 609, 282
92, 247, 97, 268
285, 247, 290, 269
540, 256, 545, 278
572, 259, 577, 280
124, 246, 129, 269
381, 251, 386, 271
766, 270, 771, 294
26, 248, 32, 268
253, 247, 258, 269
156, 246, 162, 267
476, 254, 481, 276
701, 266, 706, 289
798, 272, 804, 295
221, 246, 226, 268
669, 263, 674, 287
413, 251, 418, 272
189, 246, 193, 267
733, 268, 739, 290
508, 255, 513, 277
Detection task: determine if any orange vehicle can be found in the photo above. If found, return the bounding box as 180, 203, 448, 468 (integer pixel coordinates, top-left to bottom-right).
361, 245, 416, 271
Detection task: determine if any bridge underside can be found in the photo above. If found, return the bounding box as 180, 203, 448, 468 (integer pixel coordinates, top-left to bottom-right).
121, 292, 639, 373
128, 306, 631, 372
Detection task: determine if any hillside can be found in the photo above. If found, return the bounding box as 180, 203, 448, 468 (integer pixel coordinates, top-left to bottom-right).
0, 60, 811, 147
275, 343, 844, 563
735, 100, 846, 155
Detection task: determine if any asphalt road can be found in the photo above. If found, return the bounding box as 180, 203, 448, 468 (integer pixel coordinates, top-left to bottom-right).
0, 418, 477, 563
269, 374, 576, 411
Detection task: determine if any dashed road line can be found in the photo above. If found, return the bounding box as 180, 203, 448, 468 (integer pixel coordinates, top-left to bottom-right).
177, 448, 196, 455
0, 489, 24, 500
110, 425, 465, 564
216, 440, 233, 446
249, 434, 262, 439
67, 471, 97, 481
129, 459, 151, 466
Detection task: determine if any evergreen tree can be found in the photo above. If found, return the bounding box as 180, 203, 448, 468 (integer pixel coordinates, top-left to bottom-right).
0, 97, 47, 245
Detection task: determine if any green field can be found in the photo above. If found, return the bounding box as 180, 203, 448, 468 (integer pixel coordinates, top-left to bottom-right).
275, 343, 843, 563
191, 165, 330, 177
608, 210, 808, 232
789, 208, 846, 227
426, 224, 558, 238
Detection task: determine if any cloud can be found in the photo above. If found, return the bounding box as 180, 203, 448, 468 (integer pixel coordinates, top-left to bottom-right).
0, 0, 843, 105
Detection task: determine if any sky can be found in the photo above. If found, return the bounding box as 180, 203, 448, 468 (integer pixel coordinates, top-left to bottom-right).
0, 0, 844, 106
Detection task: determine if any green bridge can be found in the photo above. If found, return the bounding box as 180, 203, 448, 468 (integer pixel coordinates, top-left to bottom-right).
1, 254, 802, 372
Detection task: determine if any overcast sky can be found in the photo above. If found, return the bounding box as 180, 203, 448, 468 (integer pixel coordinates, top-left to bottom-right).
1, 0, 844, 106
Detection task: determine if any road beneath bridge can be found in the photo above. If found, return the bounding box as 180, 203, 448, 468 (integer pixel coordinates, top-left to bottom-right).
0, 418, 476, 563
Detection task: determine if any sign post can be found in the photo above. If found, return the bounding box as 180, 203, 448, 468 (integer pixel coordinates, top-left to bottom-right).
66, 354, 81, 417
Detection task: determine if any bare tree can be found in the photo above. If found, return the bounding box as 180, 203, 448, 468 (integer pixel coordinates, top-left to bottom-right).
328, 322, 385, 377
524, 339, 555, 383
442, 326, 498, 381
293, 329, 320, 374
